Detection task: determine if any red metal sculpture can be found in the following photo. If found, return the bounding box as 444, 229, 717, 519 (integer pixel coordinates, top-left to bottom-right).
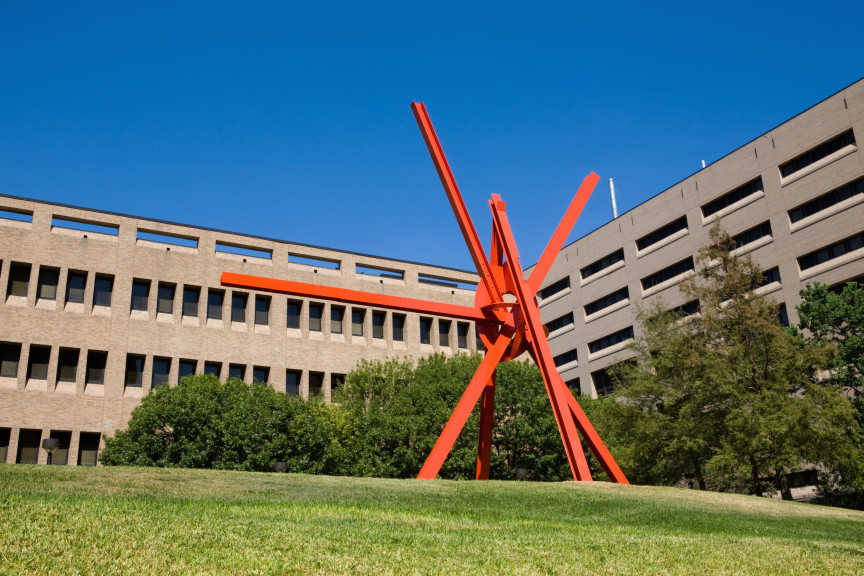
221, 103, 628, 484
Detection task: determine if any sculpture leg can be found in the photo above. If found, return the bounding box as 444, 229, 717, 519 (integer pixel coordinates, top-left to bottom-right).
418, 333, 509, 480
475, 372, 495, 480
563, 385, 629, 484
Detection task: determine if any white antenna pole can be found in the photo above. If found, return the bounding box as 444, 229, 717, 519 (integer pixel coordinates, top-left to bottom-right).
701, 159, 706, 168
608, 178, 618, 219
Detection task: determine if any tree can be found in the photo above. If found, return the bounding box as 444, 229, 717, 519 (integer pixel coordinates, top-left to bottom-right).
601, 222, 864, 497
101, 374, 348, 473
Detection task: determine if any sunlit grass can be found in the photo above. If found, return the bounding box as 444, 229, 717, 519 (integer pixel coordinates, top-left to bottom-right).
1, 465, 862, 575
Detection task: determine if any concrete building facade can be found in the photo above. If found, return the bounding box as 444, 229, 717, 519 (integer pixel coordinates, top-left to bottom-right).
0, 198, 480, 465
535, 78, 864, 397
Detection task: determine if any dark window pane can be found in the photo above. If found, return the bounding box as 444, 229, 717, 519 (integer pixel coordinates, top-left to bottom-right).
78, 432, 100, 466
372, 311, 385, 339
331, 373, 345, 393
780, 130, 857, 177
352, 309, 365, 336
285, 370, 301, 396
157, 284, 175, 314
439, 320, 451, 347
27, 345, 50, 380
48, 431, 71, 466
204, 362, 221, 377
392, 314, 405, 342
85, 351, 107, 384
125, 355, 145, 387
56, 348, 79, 382
255, 296, 270, 325
228, 364, 245, 380
636, 217, 688, 251
331, 306, 344, 334
588, 326, 635, 354
152, 358, 170, 388
66, 271, 87, 303
178, 360, 196, 380
701, 177, 763, 217
419, 317, 431, 344
592, 369, 615, 396
0, 342, 22, 378
546, 312, 575, 332
641, 258, 695, 290
457, 323, 469, 349
131, 280, 150, 311
182, 286, 200, 317
252, 366, 269, 383
93, 275, 113, 307
207, 290, 224, 320
287, 300, 302, 329
540, 276, 572, 299
584, 288, 629, 317
37, 267, 59, 300
7, 263, 31, 297
581, 249, 625, 280
554, 349, 578, 367
16, 429, 41, 464
231, 293, 247, 323
308, 372, 324, 396
309, 303, 323, 332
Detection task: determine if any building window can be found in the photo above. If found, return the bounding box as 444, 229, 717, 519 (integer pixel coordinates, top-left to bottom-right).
457, 322, 469, 349
546, 312, 575, 334
0, 428, 9, 463
761, 267, 781, 286
204, 362, 221, 377
419, 317, 432, 345
85, 351, 107, 384
540, 276, 571, 300
16, 429, 41, 464
182, 286, 200, 317
701, 177, 763, 217
78, 432, 100, 466
476, 332, 486, 352
252, 366, 270, 383
231, 292, 247, 323
352, 309, 365, 336
592, 369, 616, 396
47, 431, 71, 466
798, 232, 864, 271
125, 354, 145, 387
255, 295, 270, 325
439, 320, 451, 347
585, 288, 629, 317
731, 221, 772, 249
0, 342, 22, 378
178, 359, 196, 380
7, 262, 31, 297
780, 130, 856, 178
589, 326, 635, 354
152, 357, 171, 388
228, 364, 245, 381
309, 303, 323, 332
641, 257, 695, 290
392, 314, 406, 342
286, 300, 302, 329
581, 249, 625, 280
93, 274, 113, 307
56, 348, 79, 382
672, 300, 700, 317
308, 372, 324, 396
157, 283, 175, 314
207, 290, 224, 320
331, 306, 345, 334
37, 267, 59, 301
331, 373, 345, 394
566, 378, 580, 395
27, 345, 50, 380
789, 178, 864, 223
66, 271, 87, 304
637, 216, 688, 251
130, 279, 150, 311
778, 303, 790, 327
553, 349, 578, 368
372, 311, 386, 339
285, 370, 301, 396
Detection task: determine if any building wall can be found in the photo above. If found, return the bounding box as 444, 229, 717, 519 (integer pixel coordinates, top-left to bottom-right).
0, 197, 480, 464
535, 78, 864, 397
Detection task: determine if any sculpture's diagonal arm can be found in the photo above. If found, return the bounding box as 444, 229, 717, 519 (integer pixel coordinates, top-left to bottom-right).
527, 172, 599, 294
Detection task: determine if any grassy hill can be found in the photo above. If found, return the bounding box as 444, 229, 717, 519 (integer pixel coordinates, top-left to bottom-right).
1, 465, 862, 575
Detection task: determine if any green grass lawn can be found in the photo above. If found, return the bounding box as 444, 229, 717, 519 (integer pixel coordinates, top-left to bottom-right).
1, 465, 862, 575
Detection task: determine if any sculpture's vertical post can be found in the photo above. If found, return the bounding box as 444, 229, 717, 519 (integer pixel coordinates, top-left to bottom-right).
475, 372, 495, 480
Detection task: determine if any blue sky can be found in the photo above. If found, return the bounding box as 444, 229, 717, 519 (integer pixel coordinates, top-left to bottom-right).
1, 2, 862, 272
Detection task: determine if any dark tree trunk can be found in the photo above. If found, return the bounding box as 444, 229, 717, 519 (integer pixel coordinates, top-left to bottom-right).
778, 473, 793, 501
750, 455, 763, 497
